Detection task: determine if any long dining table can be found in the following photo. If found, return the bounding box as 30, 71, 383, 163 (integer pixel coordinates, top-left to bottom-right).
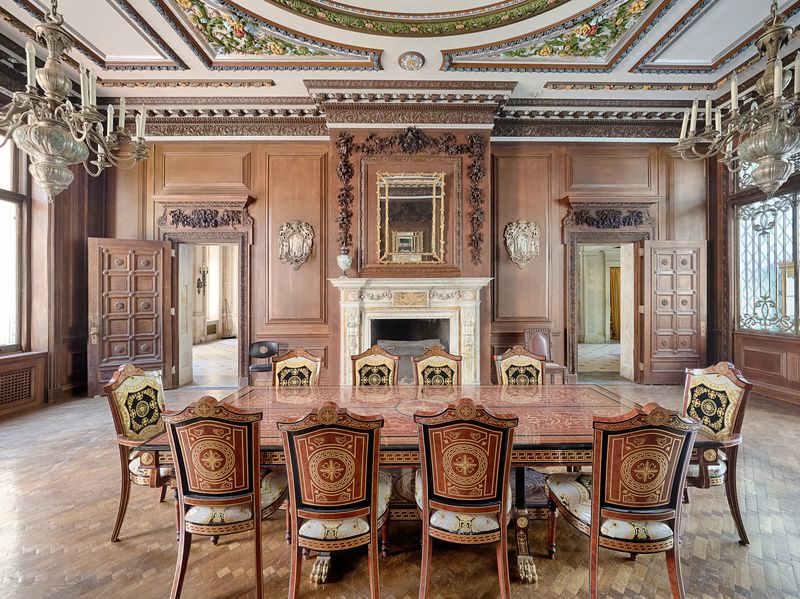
137, 384, 720, 584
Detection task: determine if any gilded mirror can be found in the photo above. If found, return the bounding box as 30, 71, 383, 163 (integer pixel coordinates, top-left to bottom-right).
377, 172, 445, 264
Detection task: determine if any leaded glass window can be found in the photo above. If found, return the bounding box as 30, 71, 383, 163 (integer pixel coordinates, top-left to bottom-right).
737, 194, 799, 335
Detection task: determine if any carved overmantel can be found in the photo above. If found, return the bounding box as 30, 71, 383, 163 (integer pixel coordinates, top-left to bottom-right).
329, 277, 492, 385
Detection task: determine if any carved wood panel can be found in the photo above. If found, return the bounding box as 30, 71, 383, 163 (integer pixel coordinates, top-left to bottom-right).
642, 241, 706, 384
154, 144, 253, 196
563, 145, 659, 197
87, 239, 173, 396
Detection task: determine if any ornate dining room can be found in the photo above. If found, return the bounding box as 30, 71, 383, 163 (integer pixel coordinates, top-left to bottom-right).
0, 0, 799, 598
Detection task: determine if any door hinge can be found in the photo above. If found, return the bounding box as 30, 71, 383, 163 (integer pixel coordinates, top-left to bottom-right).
170, 307, 176, 316
171, 249, 176, 258
638, 362, 644, 371
638, 305, 645, 314
638, 248, 644, 257
171, 365, 176, 375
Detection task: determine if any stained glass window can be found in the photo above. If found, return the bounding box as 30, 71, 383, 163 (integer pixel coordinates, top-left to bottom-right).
737, 194, 799, 335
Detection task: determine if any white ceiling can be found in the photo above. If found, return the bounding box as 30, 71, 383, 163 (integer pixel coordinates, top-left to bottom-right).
0, 0, 794, 103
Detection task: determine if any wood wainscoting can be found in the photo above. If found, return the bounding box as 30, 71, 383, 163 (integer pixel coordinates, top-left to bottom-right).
0, 352, 46, 416
734, 331, 800, 405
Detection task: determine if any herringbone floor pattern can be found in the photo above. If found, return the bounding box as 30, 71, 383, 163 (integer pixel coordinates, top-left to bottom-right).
0, 385, 798, 598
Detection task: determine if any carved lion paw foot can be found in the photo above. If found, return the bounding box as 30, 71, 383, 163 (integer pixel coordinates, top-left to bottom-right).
517, 555, 538, 584
310, 555, 330, 584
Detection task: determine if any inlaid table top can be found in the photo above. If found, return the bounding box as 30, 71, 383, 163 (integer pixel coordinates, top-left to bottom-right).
141, 384, 715, 453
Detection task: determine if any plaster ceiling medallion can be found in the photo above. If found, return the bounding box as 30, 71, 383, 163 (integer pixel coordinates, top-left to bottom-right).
443, 0, 669, 72
398, 51, 424, 71
155, 0, 381, 69
263, 0, 570, 37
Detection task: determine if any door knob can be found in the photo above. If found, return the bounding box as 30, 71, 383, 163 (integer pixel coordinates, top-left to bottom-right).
89, 327, 99, 345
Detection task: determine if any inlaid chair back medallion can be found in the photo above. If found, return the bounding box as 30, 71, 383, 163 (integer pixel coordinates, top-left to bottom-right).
494, 346, 545, 386
352, 344, 399, 386
683, 363, 749, 439
278, 364, 313, 387
107, 364, 166, 441
273, 347, 322, 387
413, 346, 462, 387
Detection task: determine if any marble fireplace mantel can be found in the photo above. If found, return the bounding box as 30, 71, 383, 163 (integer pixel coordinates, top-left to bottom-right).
329, 277, 492, 385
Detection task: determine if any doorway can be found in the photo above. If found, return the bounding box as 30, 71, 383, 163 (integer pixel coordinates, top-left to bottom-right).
576, 243, 636, 382
176, 243, 239, 388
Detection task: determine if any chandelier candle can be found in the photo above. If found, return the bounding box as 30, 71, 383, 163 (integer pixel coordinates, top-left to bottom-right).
25, 42, 35, 88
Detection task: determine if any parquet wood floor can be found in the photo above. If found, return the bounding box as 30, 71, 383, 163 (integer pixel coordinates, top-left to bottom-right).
0, 385, 798, 598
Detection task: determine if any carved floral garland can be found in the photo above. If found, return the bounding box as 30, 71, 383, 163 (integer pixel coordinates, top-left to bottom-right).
335, 127, 487, 265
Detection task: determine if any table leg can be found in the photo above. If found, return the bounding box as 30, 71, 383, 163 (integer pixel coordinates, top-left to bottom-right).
310, 552, 331, 584
513, 467, 538, 584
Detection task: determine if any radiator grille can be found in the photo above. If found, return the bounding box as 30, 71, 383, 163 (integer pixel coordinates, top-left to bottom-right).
0, 367, 33, 407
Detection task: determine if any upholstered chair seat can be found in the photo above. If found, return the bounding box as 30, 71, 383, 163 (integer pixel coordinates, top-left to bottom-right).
414, 470, 512, 535
298, 472, 392, 542
686, 461, 727, 481
127, 455, 173, 485
547, 473, 674, 547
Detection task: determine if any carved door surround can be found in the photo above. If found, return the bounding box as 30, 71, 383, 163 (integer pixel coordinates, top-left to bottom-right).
156, 196, 254, 385
563, 199, 657, 377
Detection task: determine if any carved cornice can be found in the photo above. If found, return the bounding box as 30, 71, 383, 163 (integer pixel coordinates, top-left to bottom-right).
141, 118, 328, 137
324, 104, 498, 126
493, 118, 680, 139
304, 80, 519, 92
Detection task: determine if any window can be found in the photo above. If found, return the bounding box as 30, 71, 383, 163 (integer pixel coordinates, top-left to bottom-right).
0, 139, 23, 352
737, 193, 799, 335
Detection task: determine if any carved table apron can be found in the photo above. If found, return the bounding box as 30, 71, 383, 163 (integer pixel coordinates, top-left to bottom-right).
138, 384, 718, 585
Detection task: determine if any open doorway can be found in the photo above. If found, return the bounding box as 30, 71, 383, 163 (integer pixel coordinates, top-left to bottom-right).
577, 244, 636, 382
176, 243, 239, 388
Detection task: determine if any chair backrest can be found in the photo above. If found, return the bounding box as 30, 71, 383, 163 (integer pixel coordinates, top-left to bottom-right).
249, 340, 279, 360
414, 398, 517, 512
523, 328, 552, 362
592, 403, 699, 518
351, 344, 399, 386
682, 362, 752, 441
277, 402, 383, 518
412, 345, 462, 386
162, 396, 262, 503
494, 345, 546, 386
103, 364, 167, 442
272, 347, 322, 387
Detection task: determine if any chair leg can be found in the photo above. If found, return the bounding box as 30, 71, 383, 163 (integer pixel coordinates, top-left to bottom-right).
111, 446, 132, 542
173, 488, 181, 542
209, 536, 219, 546
380, 517, 390, 557
682, 487, 689, 504
665, 546, 685, 599
547, 503, 558, 559
496, 529, 511, 599
159, 485, 168, 503
288, 541, 302, 599
254, 515, 263, 599
285, 507, 291, 545
724, 448, 749, 545
170, 528, 192, 599
419, 532, 433, 599
589, 536, 599, 599
368, 527, 381, 599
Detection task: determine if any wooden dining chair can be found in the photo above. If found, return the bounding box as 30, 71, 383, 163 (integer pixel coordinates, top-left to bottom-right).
351, 344, 399, 386
272, 346, 323, 387
682, 361, 753, 544
414, 398, 518, 599
162, 396, 288, 599
412, 345, 462, 386
278, 402, 389, 598
103, 363, 174, 542
546, 403, 700, 599
494, 345, 546, 386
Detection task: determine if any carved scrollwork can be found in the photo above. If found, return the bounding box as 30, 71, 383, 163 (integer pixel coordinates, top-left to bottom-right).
278, 221, 314, 271
564, 207, 653, 230
336, 126, 487, 264
169, 208, 243, 229
504, 220, 540, 268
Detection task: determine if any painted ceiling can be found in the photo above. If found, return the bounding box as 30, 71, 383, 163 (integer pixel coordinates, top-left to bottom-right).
0, 0, 796, 113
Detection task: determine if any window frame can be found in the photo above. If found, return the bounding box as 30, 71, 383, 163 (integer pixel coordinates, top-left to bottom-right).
0, 138, 29, 354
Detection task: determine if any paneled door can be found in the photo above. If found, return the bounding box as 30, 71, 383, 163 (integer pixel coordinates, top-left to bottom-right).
639, 241, 707, 384
87, 238, 173, 396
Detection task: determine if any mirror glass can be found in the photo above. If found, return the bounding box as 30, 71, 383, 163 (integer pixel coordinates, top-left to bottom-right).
377, 172, 445, 264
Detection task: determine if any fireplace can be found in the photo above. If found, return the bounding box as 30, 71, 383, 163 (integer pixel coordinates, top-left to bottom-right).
371, 318, 450, 384
329, 277, 492, 385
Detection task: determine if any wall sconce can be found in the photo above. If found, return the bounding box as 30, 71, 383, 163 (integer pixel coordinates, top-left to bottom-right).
196, 264, 208, 295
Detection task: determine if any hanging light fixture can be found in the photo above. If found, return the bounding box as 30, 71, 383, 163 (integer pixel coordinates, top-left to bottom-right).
674, 0, 800, 197
0, 0, 147, 199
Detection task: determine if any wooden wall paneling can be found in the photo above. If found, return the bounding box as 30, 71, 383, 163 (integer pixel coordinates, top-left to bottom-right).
562, 144, 660, 198
734, 332, 800, 404
666, 150, 708, 242
105, 157, 146, 240
153, 143, 253, 196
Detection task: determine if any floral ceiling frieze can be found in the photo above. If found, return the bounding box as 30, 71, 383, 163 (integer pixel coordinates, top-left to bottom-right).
154, 0, 381, 70
443, 0, 674, 72
262, 0, 570, 37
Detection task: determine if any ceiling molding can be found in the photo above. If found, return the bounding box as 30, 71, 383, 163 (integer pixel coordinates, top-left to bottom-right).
493, 117, 679, 138
141, 117, 328, 137
262, 0, 570, 37
632, 0, 800, 74
303, 79, 519, 91
97, 78, 275, 88
544, 80, 717, 91
150, 0, 382, 71
13, 0, 187, 70
442, 0, 674, 73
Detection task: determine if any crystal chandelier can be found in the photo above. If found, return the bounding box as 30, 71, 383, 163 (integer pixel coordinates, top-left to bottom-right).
0, 0, 147, 199
674, 0, 800, 197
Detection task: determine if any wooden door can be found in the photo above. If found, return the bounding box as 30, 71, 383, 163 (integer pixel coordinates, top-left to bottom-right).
639, 241, 707, 384
87, 238, 173, 396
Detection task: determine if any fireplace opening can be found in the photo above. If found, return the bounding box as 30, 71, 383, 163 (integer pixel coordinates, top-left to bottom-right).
370, 318, 450, 384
